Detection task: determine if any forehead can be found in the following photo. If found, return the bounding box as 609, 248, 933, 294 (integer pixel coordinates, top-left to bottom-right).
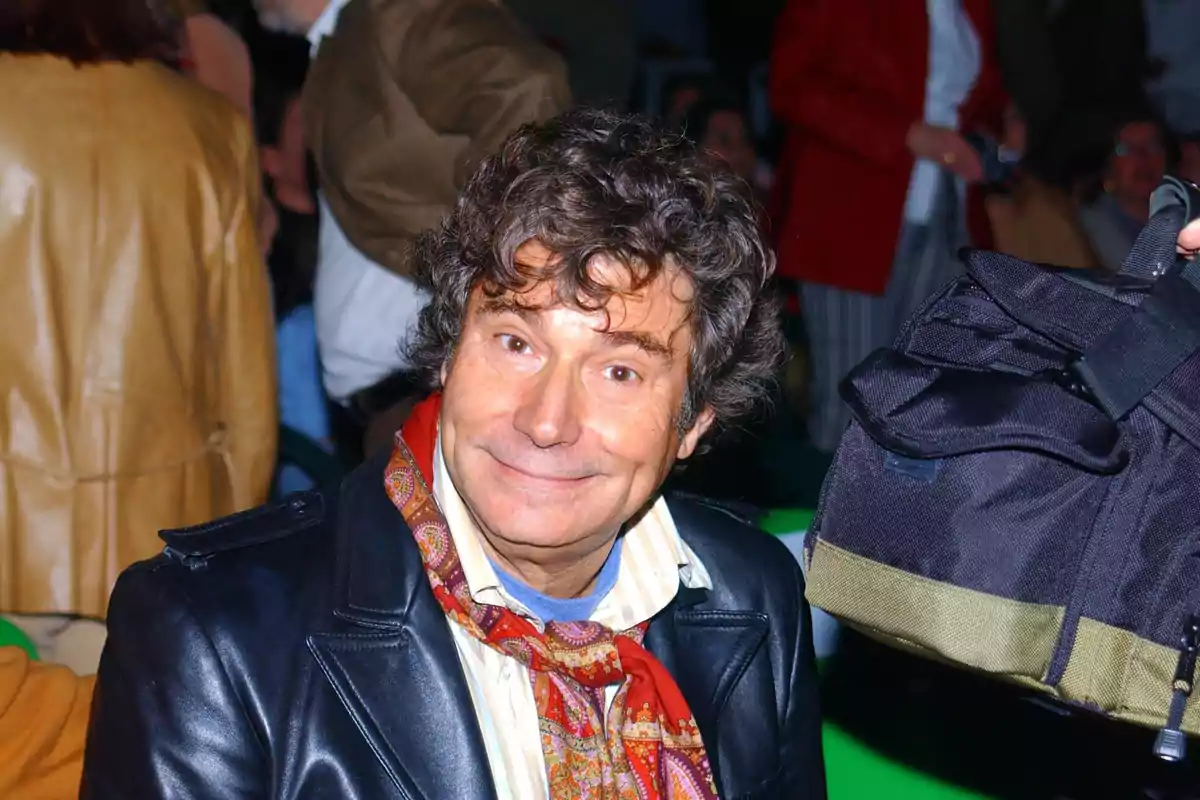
470, 241, 695, 337
484, 242, 696, 316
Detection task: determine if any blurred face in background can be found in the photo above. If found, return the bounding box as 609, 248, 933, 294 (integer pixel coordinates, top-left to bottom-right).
1109, 121, 1167, 214
665, 84, 702, 129
700, 110, 757, 184
253, 0, 326, 35
262, 95, 315, 214
1001, 103, 1027, 156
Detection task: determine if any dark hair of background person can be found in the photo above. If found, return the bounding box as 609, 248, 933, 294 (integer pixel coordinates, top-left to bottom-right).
1021, 96, 1172, 196
202, 0, 252, 31
250, 29, 317, 318
251, 30, 308, 150
407, 108, 784, 449
0, 0, 181, 64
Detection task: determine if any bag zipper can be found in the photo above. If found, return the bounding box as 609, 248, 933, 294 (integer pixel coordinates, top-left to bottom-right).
1153, 613, 1200, 761
1043, 475, 1122, 686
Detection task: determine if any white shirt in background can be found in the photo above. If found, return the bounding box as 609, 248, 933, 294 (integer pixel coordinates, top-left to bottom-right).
904, 0, 982, 224
307, 0, 430, 403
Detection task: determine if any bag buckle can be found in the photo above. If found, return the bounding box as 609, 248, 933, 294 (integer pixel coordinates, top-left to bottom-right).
1035, 360, 1094, 403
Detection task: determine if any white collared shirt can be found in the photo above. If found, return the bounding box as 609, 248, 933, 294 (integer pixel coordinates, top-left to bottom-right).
904, 0, 982, 223
306, 0, 351, 56
306, 0, 430, 402
431, 435, 711, 798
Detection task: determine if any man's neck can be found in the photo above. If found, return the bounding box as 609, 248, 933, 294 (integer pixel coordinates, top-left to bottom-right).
476, 530, 619, 599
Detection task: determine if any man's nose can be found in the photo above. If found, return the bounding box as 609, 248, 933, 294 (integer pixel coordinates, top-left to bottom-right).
512, 361, 583, 449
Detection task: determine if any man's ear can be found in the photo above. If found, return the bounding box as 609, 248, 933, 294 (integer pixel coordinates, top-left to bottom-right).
676, 406, 716, 460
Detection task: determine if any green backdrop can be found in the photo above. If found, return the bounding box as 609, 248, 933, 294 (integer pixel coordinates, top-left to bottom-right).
760, 509, 992, 800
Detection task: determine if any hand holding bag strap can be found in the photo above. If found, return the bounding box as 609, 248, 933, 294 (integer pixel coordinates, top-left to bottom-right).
1071, 177, 1200, 420
1121, 177, 1199, 283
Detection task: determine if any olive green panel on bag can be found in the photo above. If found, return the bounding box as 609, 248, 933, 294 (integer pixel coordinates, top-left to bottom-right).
806, 541, 1064, 679
806, 539, 1200, 735
1062, 618, 1200, 734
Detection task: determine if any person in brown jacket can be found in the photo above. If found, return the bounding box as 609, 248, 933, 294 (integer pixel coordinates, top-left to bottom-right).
253, 0, 570, 453
0, 647, 93, 799
0, 0, 278, 617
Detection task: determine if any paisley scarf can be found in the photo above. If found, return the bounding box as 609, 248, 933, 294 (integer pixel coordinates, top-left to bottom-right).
384, 395, 719, 799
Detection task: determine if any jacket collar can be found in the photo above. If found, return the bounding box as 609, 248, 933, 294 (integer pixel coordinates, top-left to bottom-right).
329, 450, 423, 627
308, 454, 768, 799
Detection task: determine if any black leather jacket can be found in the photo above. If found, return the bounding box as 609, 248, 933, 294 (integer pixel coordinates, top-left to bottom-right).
81, 454, 826, 799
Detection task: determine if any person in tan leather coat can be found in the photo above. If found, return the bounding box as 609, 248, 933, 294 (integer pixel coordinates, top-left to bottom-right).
172, 0, 283, 255
0, 0, 278, 618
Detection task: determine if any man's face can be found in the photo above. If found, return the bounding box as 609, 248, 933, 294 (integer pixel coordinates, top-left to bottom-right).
253, 0, 325, 35
439, 241, 713, 560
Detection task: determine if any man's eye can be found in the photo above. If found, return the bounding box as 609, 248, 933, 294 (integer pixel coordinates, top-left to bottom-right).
498, 334, 530, 354
605, 365, 641, 384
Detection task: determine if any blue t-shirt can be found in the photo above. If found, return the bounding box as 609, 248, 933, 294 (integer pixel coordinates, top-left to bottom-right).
490, 537, 624, 623
277, 304, 330, 442
275, 304, 332, 495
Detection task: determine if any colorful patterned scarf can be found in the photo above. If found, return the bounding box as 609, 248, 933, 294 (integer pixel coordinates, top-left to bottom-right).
384, 395, 719, 800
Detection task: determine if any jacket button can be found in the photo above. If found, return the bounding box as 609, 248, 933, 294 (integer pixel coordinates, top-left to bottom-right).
288, 495, 315, 518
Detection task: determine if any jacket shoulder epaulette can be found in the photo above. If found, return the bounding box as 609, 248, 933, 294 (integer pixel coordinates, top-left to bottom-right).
158, 491, 328, 563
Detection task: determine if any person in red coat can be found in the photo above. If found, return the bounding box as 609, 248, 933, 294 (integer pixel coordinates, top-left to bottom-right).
770, 0, 1005, 452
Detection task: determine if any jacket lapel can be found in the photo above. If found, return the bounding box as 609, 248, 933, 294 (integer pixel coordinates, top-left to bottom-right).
645, 585, 769, 789
308, 456, 497, 800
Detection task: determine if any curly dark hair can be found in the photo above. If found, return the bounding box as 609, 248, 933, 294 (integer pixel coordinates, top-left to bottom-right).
407, 107, 784, 446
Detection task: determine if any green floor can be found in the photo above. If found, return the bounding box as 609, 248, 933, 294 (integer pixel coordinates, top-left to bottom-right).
759, 510, 1200, 799
760, 511, 993, 800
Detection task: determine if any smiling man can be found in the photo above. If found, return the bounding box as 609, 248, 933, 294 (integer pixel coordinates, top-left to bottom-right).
80, 109, 826, 800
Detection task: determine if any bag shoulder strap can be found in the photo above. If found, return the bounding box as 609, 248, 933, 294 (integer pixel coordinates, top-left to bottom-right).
1072, 177, 1200, 419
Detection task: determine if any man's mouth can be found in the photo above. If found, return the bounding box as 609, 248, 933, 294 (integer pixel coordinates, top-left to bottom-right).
489, 453, 595, 485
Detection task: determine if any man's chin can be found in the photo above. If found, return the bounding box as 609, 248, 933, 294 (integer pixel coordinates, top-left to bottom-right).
474, 502, 598, 547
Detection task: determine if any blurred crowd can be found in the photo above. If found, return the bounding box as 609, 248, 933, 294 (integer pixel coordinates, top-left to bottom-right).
0, 0, 1195, 628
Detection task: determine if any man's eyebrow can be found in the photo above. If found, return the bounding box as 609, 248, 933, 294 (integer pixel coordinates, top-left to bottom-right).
478, 295, 676, 363
601, 330, 675, 363
477, 296, 541, 323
